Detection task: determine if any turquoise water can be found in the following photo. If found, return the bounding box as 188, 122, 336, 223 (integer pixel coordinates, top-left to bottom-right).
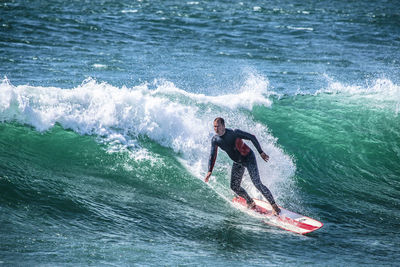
1, 0, 400, 265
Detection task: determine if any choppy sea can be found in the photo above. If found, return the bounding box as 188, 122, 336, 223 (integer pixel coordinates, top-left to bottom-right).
1, 0, 400, 265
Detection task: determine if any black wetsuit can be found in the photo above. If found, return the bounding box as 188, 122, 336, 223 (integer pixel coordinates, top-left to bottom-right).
208, 128, 276, 205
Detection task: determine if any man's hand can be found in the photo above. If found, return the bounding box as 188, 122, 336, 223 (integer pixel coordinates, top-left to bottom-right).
260, 152, 270, 162
204, 172, 212, 183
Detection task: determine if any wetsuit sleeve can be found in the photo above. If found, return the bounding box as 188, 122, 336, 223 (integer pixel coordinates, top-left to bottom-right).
234, 129, 263, 154
208, 137, 218, 173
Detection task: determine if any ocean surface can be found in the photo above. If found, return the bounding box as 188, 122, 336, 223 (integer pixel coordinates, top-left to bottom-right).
1, 0, 400, 265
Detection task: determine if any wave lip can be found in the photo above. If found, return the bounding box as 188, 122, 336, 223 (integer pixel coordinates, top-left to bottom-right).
318, 77, 400, 98
152, 72, 273, 110
294, 76, 400, 115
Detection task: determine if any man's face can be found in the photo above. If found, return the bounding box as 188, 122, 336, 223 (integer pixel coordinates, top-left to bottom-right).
213, 121, 225, 136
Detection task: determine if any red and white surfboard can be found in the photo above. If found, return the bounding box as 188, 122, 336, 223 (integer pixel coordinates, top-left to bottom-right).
232, 197, 323, 235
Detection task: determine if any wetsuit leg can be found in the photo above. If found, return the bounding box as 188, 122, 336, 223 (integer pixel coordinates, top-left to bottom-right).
245, 153, 276, 205
230, 162, 253, 204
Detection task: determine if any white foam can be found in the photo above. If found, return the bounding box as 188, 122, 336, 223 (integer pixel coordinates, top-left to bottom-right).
297, 76, 400, 115
93, 64, 107, 69
328, 78, 399, 101
287, 26, 314, 31
121, 9, 139, 13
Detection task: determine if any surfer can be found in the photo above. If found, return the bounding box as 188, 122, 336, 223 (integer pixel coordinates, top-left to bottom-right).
204, 117, 281, 215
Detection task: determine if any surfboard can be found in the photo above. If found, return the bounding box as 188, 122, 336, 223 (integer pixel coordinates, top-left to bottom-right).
232, 196, 323, 235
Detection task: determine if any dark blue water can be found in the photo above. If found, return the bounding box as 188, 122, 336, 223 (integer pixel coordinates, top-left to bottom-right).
1, 0, 400, 265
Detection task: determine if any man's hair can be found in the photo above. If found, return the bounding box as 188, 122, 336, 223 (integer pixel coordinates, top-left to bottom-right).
214, 117, 225, 126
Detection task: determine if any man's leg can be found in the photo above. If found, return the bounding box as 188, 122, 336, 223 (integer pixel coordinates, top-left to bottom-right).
246, 153, 276, 206
230, 162, 253, 205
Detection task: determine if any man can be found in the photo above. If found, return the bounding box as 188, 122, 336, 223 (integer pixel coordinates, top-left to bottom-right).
204, 117, 281, 215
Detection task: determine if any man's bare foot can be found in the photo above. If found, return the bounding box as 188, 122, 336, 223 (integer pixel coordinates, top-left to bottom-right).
272, 203, 281, 216
247, 201, 256, 209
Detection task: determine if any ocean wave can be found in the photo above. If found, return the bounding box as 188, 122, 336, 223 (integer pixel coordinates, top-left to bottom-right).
0, 73, 274, 148
0, 77, 207, 157
0, 75, 295, 201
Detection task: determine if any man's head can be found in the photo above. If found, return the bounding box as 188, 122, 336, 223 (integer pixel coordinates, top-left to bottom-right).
213, 117, 226, 136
